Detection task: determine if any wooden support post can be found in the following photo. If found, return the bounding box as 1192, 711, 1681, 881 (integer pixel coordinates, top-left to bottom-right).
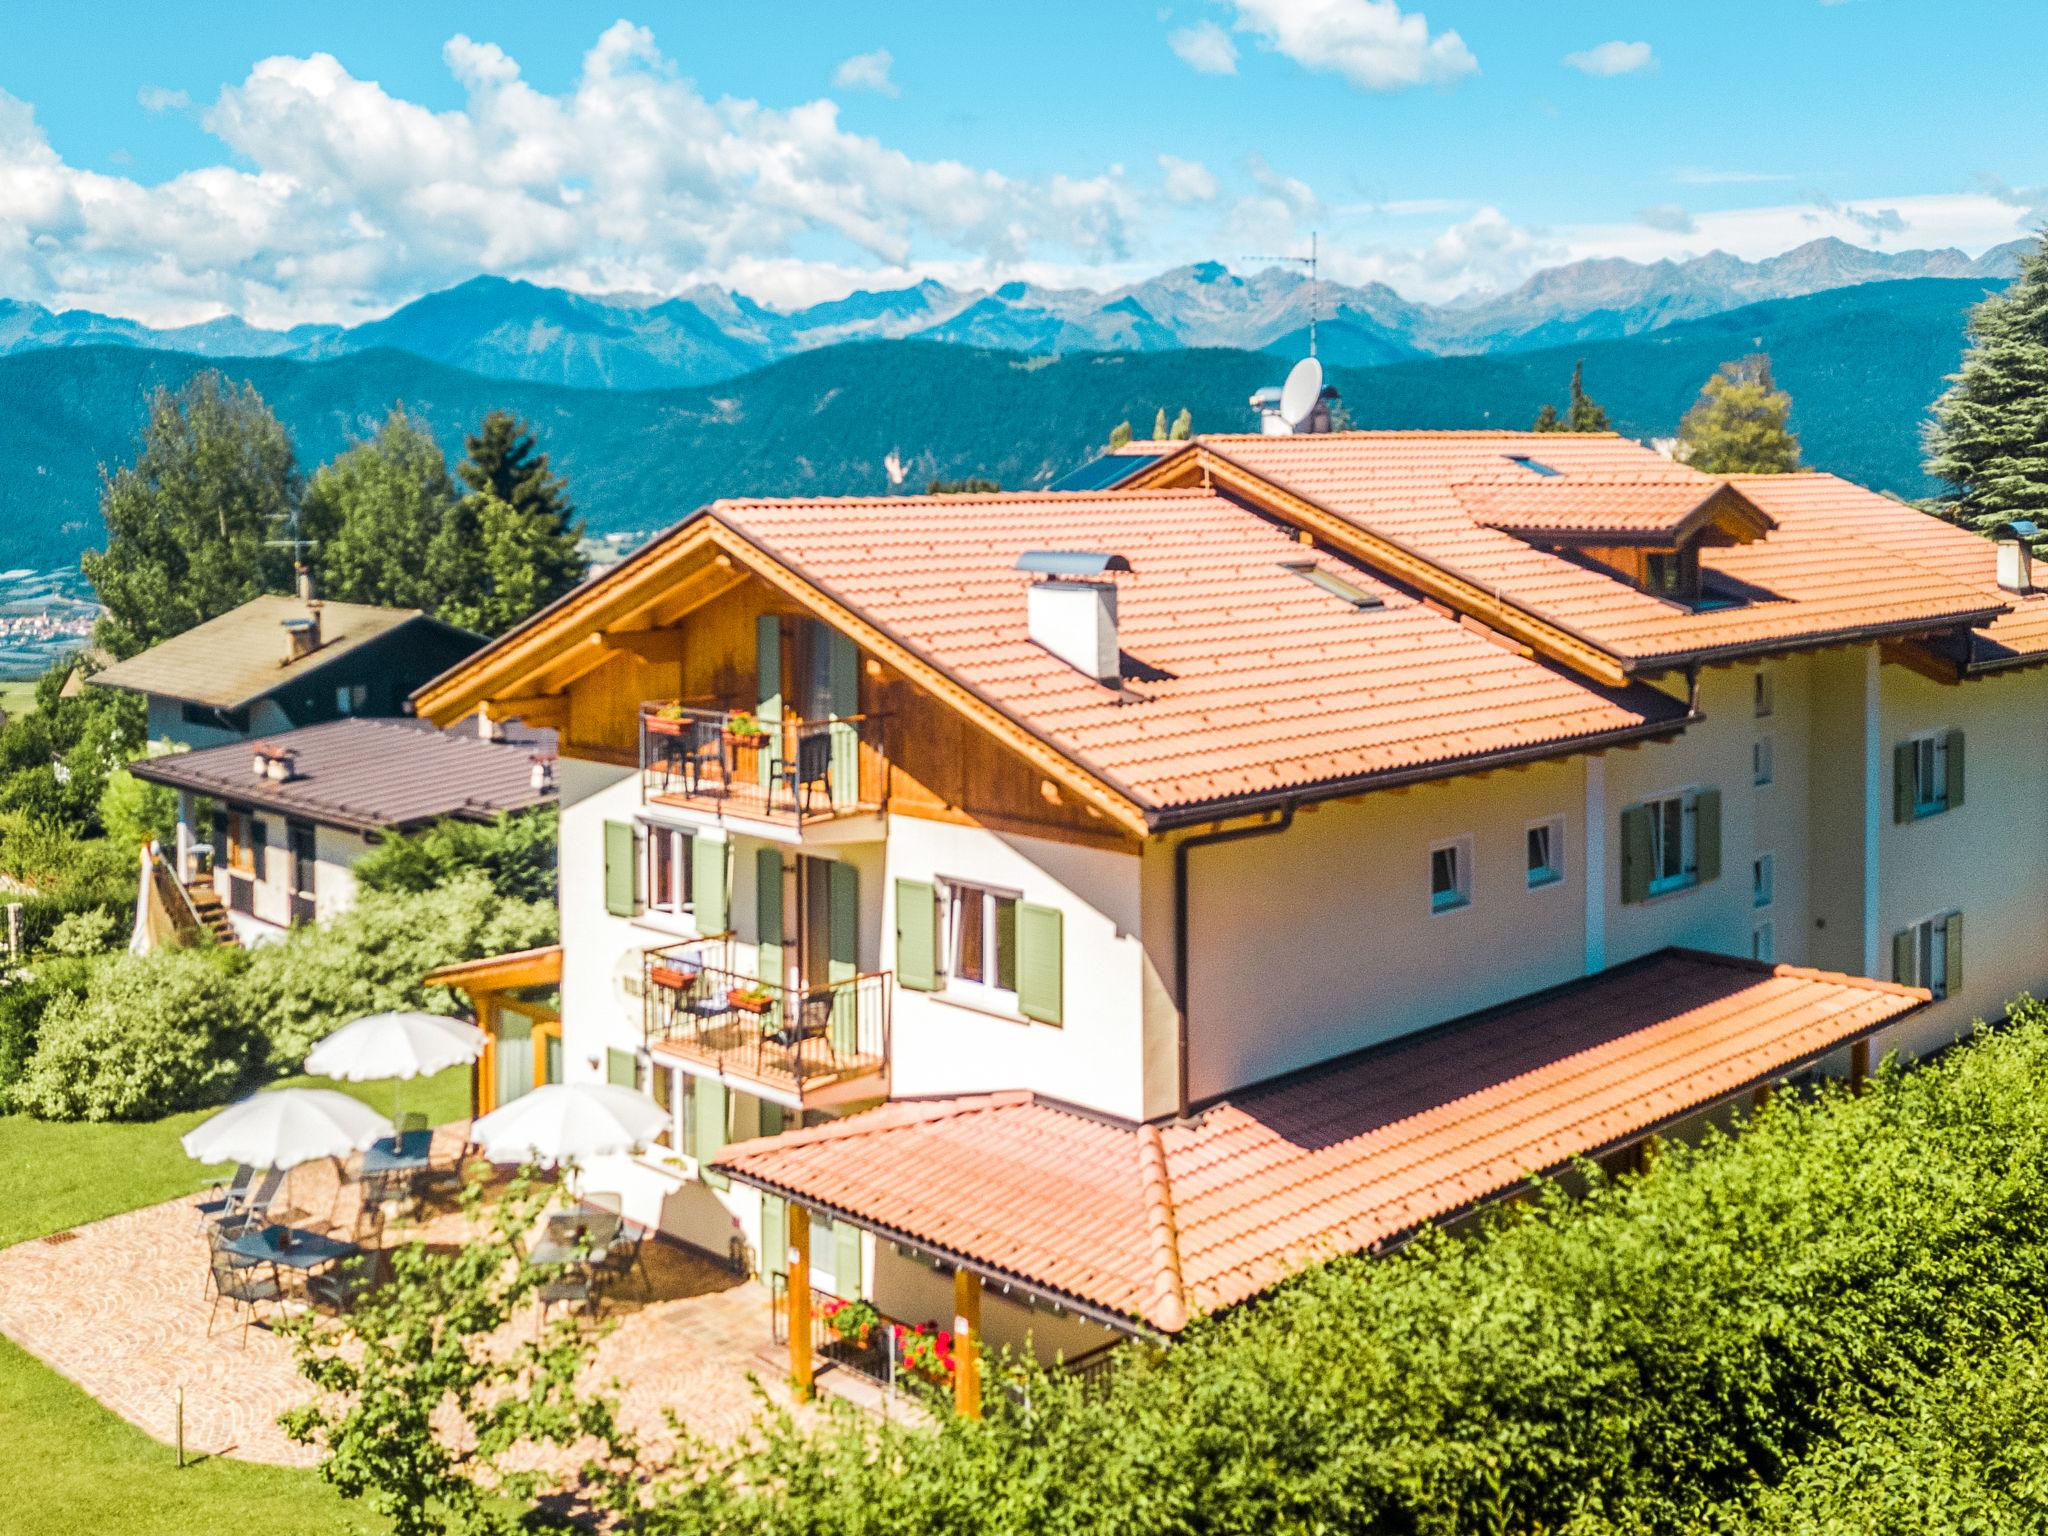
1633, 1134, 1659, 1176
1752, 1081, 1773, 1113
953, 1267, 982, 1419
1849, 1039, 1870, 1095
788, 1206, 813, 1401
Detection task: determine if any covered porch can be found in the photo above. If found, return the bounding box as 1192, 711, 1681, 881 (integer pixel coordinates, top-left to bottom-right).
422, 945, 565, 1116
714, 948, 1929, 1415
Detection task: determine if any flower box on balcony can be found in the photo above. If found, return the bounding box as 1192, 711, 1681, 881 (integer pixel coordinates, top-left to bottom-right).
727, 986, 777, 1015
648, 963, 694, 991
645, 705, 690, 738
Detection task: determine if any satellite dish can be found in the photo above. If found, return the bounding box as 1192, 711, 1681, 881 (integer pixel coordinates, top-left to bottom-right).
1279, 356, 1324, 430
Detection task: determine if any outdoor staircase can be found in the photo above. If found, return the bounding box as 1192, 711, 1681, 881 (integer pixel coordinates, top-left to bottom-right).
182, 881, 240, 949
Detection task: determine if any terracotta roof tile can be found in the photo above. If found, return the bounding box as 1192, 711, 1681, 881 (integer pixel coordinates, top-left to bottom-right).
710, 490, 1688, 813
1189, 434, 2005, 668
714, 950, 1925, 1330
1453, 475, 1768, 542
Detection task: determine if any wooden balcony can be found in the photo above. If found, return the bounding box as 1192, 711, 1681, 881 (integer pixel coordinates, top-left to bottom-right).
643, 938, 890, 1107
639, 704, 888, 832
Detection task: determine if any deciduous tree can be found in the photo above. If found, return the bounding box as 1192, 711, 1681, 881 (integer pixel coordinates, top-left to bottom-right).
303, 407, 456, 609
1678, 354, 1803, 474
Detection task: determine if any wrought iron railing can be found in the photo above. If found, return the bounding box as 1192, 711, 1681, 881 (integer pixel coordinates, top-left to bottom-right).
643, 939, 890, 1096
144, 841, 209, 942
638, 704, 889, 824
769, 1276, 951, 1409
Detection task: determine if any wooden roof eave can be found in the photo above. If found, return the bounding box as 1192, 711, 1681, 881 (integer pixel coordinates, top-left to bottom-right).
423, 944, 564, 993
410, 513, 1154, 839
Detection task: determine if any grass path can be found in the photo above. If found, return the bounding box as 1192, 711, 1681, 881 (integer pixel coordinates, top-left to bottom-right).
0, 1065, 468, 1532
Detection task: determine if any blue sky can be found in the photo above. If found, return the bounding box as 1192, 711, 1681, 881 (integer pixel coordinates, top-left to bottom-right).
1, 2, 2040, 325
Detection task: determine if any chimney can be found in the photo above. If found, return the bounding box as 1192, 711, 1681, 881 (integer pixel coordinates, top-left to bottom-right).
530, 754, 557, 794
295, 561, 315, 602
1015, 552, 1132, 685
252, 742, 298, 781
477, 708, 502, 742
282, 603, 323, 662
1995, 521, 2037, 594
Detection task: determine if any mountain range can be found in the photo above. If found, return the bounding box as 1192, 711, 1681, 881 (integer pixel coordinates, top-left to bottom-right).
0, 275, 1997, 573
0, 236, 2025, 392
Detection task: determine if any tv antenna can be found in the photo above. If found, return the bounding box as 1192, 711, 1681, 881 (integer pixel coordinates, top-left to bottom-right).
1246, 229, 1318, 358
266, 503, 319, 598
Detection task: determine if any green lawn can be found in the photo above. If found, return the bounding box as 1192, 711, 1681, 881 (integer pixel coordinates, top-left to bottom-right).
0, 1065, 471, 1248
0, 1066, 469, 1533
0, 680, 37, 723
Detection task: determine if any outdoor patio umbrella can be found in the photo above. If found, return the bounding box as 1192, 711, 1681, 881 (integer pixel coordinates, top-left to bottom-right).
471, 1082, 667, 1168
304, 1011, 487, 1120
180, 1087, 394, 1170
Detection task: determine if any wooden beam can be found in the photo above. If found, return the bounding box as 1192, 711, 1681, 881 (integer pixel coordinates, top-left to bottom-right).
1849, 1039, 1870, 1094
595, 628, 687, 664
483, 693, 569, 730
788, 1207, 814, 1401
1751, 1081, 1773, 1114
953, 1266, 982, 1419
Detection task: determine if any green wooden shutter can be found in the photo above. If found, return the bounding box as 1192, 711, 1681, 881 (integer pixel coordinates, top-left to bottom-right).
251, 818, 267, 882
1893, 742, 1914, 823
828, 860, 860, 1051
1017, 902, 1064, 1025
759, 1101, 788, 1137
756, 848, 785, 987
604, 820, 638, 916
693, 1074, 729, 1189
895, 878, 939, 990
824, 626, 861, 805
1619, 805, 1652, 904
756, 614, 782, 791
833, 1220, 863, 1299
1893, 928, 1913, 985
1945, 730, 1965, 811
606, 1048, 637, 1087
1693, 789, 1722, 884
692, 836, 727, 932
760, 1194, 787, 1279
1944, 911, 1963, 995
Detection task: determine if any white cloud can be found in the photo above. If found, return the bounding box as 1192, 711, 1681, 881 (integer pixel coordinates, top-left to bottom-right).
1672, 167, 1793, 186
832, 48, 899, 97
1168, 20, 1239, 74
1638, 203, 1695, 234
0, 24, 1140, 326
1226, 0, 1476, 91
1562, 40, 1655, 77
1158, 153, 1219, 204
137, 86, 190, 113
1554, 191, 2031, 269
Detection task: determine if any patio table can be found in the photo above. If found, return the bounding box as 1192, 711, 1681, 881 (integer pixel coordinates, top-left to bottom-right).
225, 1223, 361, 1272
361, 1129, 434, 1175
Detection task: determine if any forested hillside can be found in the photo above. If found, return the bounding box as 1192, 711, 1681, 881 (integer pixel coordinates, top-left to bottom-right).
0, 276, 1993, 570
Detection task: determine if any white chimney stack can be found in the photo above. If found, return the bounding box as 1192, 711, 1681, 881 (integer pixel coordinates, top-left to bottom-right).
1016, 552, 1132, 686
1994, 521, 2037, 595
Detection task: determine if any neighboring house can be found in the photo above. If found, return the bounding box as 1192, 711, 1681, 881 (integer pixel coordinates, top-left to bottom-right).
90, 593, 481, 750
412, 431, 2048, 1408
127, 716, 555, 947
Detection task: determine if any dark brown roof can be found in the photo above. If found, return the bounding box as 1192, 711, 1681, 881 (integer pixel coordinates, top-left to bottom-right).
128, 717, 555, 833
90, 595, 478, 709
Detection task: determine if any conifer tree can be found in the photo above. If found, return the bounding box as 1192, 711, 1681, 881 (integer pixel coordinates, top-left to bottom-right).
1678, 354, 1803, 475
1532, 402, 1563, 433
431, 411, 586, 636
1926, 233, 2048, 537
1170, 407, 1193, 440
1566, 359, 1610, 432
1108, 420, 1133, 449
1153, 407, 1170, 441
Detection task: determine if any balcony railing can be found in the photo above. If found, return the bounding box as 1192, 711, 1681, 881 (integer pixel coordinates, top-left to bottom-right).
643, 939, 890, 1101
639, 704, 889, 827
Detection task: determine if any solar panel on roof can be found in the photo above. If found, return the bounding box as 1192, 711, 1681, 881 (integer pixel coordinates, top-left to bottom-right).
1045, 451, 1164, 492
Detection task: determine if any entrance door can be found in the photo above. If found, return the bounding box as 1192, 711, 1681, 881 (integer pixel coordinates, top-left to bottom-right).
800, 857, 861, 1050
287, 820, 317, 926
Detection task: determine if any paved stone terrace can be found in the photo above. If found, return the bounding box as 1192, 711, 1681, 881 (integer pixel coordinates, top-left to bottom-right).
0, 1147, 795, 1468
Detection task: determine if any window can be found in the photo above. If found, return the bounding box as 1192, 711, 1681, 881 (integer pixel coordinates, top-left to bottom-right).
1506, 454, 1561, 478
645, 825, 695, 916
1753, 736, 1774, 787
1429, 836, 1472, 914
943, 880, 1019, 997
1753, 853, 1774, 910
1894, 911, 1961, 1001
1525, 817, 1564, 889
1902, 732, 1960, 819
1643, 549, 1700, 601
1751, 921, 1775, 963
180, 701, 248, 733
1645, 791, 1700, 895
1753, 672, 1773, 718
334, 682, 368, 716
1278, 561, 1384, 609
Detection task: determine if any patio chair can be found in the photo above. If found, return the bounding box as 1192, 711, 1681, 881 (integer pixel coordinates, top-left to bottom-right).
682, 717, 726, 796
768, 990, 834, 1052
599, 1219, 653, 1299
790, 729, 834, 813
413, 1122, 475, 1207
307, 1253, 383, 1315
536, 1269, 600, 1333
207, 1249, 282, 1345
195, 1164, 256, 1228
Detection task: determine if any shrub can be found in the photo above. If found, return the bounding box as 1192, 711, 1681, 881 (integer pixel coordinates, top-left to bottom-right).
13, 945, 256, 1120
354, 807, 557, 905
240, 871, 556, 1069
0, 954, 93, 1100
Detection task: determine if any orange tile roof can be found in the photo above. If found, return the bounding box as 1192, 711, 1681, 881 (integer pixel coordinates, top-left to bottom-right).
1453, 475, 1770, 543
1725, 472, 2048, 673
711, 489, 1689, 816
714, 950, 1926, 1331
1179, 434, 2005, 670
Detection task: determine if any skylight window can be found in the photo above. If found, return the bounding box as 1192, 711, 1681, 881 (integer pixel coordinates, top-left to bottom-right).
1279, 561, 1384, 609
1506, 454, 1561, 477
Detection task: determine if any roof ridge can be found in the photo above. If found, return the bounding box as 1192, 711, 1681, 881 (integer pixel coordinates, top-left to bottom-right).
1134, 1123, 1188, 1332
711, 1089, 1032, 1161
